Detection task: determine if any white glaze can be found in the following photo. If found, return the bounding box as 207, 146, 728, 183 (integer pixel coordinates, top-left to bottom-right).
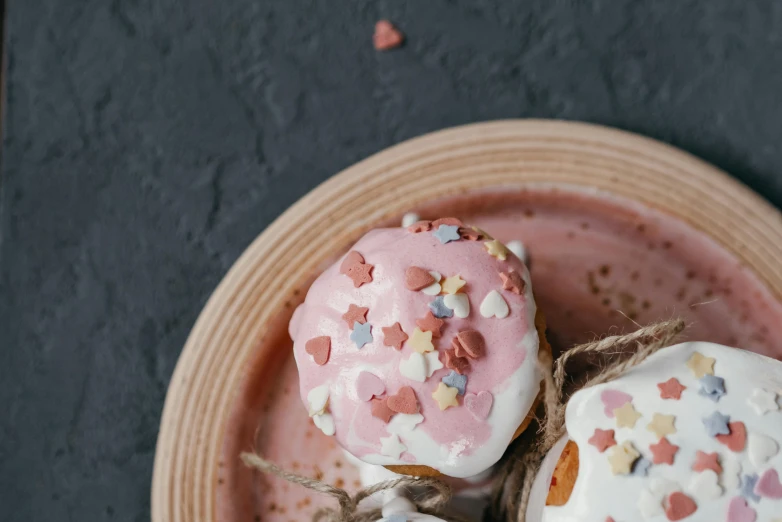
540, 342, 782, 521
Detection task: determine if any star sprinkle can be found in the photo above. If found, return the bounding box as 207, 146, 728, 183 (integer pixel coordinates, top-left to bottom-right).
443, 348, 471, 374
692, 451, 722, 474
650, 437, 679, 465
371, 397, 395, 423
608, 441, 640, 475
499, 270, 525, 294
484, 239, 509, 260
387, 413, 424, 434
722, 456, 742, 490
699, 375, 726, 402
747, 387, 779, 415
432, 382, 459, 410
342, 304, 369, 328
424, 351, 444, 378
416, 311, 444, 338
741, 474, 761, 503
632, 457, 652, 477
432, 217, 464, 228
340, 251, 364, 273
350, 322, 373, 348
382, 322, 408, 350
703, 411, 730, 437
442, 371, 467, 395
688, 469, 723, 501
346, 262, 374, 287
429, 296, 454, 318
686, 352, 715, 378
380, 433, 407, 459
433, 224, 461, 244
614, 402, 642, 428
658, 378, 686, 400
647, 413, 677, 439
441, 275, 466, 294
409, 327, 434, 353
588, 428, 617, 452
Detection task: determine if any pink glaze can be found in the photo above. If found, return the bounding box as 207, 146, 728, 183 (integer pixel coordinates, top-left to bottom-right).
289, 227, 540, 478
217, 187, 782, 521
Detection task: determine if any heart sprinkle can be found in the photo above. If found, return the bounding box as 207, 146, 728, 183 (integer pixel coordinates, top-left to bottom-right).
373, 20, 404, 51
452, 330, 486, 359
726, 496, 757, 522
405, 266, 436, 291
305, 336, 331, 366
465, 391, 493, 420
356, 372, 384, 401
716, 421, 747, 452
387, 386, 419, 414
664, 492, 697, 520
443, 348, 471, 375
371, 397, 395, 423
755, 468, 782, 499
479, 290, 509, 318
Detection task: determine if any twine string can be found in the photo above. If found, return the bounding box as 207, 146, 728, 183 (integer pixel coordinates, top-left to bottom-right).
493, 318, 686, 521
242, 319, 685, 522
240, 452, 462, 522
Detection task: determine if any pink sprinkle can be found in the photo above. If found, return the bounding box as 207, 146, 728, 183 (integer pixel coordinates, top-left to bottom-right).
601, 389, 633, 417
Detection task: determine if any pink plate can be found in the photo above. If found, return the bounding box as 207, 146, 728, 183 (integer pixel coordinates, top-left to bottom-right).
152, 121, 782, 522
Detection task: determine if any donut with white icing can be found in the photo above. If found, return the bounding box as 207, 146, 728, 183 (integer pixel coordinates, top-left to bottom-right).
290, 219, 548, 478
528, 342, 782, 521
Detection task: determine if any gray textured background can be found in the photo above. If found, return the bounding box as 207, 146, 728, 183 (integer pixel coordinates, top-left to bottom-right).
2, 1, 782, 521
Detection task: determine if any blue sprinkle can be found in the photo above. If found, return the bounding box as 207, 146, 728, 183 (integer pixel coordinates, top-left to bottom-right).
350, 322, 373, 349
442, 370, 467, 395
631, 457, 652, 477
433, 224, 461, 244
702, 411, 730, 437
741, 473, 761, 503
429, 296, 454, 318
698, 375, 726, 402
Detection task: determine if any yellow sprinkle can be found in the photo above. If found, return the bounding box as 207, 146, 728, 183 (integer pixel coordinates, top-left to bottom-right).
432, 382, 459, 410
441, 275, 466, 295
686, 352, 715, 378
614, 402, 642, 429
409, 327, 434, 354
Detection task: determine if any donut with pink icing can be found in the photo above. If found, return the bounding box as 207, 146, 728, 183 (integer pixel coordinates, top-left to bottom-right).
527, 342, 782, 521
289, 219, 546, 478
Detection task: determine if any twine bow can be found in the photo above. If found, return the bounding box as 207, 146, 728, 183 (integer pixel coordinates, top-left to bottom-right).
490, 318, 686, 521
240, 452, 468, 522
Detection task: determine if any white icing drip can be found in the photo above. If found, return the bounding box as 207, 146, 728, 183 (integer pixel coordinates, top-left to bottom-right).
541, 342, 782, 521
